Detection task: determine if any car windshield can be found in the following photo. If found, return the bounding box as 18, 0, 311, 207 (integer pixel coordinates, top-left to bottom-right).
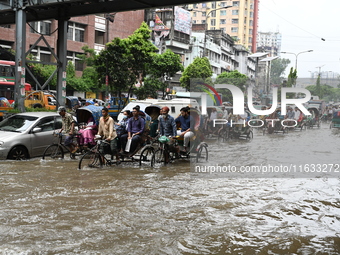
0, 115, 38, 132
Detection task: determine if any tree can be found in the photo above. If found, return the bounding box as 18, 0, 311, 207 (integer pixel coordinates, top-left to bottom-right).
95, 22, 157, 98
148, 49, 184, 99
270, 58, 290, 85
180, 57, 213, 91
215, 70, 248, 103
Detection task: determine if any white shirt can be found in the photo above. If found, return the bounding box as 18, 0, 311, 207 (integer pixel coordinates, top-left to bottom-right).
209, 111, 218, 121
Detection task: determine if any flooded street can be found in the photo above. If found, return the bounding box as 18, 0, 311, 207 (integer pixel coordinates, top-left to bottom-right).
1, 124, 340, 254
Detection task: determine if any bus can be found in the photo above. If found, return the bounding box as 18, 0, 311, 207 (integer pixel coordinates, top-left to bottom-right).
0, 81, 32, 104
0, 60, 15, 82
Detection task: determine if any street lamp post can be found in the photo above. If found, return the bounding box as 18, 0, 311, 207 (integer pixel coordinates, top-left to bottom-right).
281, 49, 313, 73
203, 6, 232, 57
281, 50, 313, 87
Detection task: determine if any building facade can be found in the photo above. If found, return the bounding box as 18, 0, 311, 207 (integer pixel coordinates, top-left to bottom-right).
256, 31, 282, 56
0, 10, 145, 79
188, 0, 259, 52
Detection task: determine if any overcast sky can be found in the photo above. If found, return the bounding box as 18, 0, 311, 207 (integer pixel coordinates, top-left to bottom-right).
258, 0, 340, 78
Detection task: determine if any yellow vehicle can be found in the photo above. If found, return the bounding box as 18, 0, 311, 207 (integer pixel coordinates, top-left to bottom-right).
0, 97, 13, 121
25, 91, 57, 110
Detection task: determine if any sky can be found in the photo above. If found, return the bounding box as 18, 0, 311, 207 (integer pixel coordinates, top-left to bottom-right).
258, 0, 340, 78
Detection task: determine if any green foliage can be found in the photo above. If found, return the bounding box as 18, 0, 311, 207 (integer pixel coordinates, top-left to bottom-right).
133, 77, 162, 99
147, 49, 184, 99
305, 83, 340, 101
95, 22, 157, 97
270, 58, 291, 85
215, 70, 248, 103
180, 57, 213, 91
77, 45, 97, 66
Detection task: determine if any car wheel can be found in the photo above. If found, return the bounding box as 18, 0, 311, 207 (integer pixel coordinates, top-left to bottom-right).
8, 146, 29, 160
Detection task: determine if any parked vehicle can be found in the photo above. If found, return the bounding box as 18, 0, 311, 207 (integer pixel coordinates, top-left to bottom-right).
117, 98, 199, 121
25, 91, 57, 110
0, 112, 62, 160
0, 97, 12, 121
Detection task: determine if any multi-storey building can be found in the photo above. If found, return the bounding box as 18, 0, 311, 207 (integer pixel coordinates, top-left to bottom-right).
188, 0, 259, 52
257, 31, 282, 56
0, 11, 144, 79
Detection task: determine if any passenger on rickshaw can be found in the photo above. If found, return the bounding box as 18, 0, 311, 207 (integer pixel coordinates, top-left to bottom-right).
78, 115, 98, 148
121, 106, 145, 156
175, 106, 195, 153
159, 106, 179, 160
98, 107, 121, 163
204, 108, 219, 135
116, 110, 132, 153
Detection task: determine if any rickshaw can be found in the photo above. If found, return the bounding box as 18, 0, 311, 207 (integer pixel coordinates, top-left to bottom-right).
203, 106, 224, 137
66, 96, 80, 111
42, 105, 103, 160
305, 107, 320, 128
175, 108, 208, 163
145, 104, 161, 138
218, 111, 253, 141
262, 109, 288, 134
330, 109, 340, 128
78, 109, 157, 169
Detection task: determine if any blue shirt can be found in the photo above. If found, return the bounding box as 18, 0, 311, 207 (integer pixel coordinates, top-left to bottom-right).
127, 116, 145, 134
115, 118, 129, 136
159, 115, 177, 137
175, 114, 194, 132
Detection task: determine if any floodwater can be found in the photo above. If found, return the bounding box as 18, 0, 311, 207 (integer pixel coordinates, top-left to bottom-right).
1, 123, 340, 254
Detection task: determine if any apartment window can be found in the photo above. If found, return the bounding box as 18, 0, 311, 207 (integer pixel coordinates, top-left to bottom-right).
220, 2, 227, 7
232, 10, 239, 15
202, 3, 206, 8
220, 10, 227, 16
202, 20, 206, 24
210, 19, 216, 26
232, 19, 239, 24
211, 2, 216, 8
231, 27, 238, 33
67, 51, 84, 71
193, 3, 198, 8
250, 11, 253, 18
95, 30, 105, 45
202, 12, 206, 17
67, 22, 85, 42
220, 19, 226, 25
249, 20, 253, 26
192, 20, 197, 24
210, 10, 216, 18
193, 12, 197, 17
30, 21, 51, 35
232, 1, 239, 7
221, 27, 226, 32
30, 46, 52, 62
0, 25, 10, 28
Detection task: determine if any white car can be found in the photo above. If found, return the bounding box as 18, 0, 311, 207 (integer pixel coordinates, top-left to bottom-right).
0, 112, 63, 160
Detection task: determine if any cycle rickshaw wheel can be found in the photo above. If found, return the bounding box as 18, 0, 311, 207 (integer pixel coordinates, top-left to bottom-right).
78, 151, 103, 170
42, 144, 64, 160
196, 145, 208, 163
139, 146, 155, 167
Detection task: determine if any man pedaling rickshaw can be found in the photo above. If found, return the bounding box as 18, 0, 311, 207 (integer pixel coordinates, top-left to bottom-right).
158, 106, 180, 161
97, 107, 121, 164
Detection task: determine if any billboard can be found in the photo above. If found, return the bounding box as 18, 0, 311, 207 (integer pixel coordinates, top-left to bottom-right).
174, 6, 191, 35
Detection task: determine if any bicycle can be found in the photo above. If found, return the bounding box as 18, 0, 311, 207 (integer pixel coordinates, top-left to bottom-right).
42, 131, 85, 160
79, 135, 156, 170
